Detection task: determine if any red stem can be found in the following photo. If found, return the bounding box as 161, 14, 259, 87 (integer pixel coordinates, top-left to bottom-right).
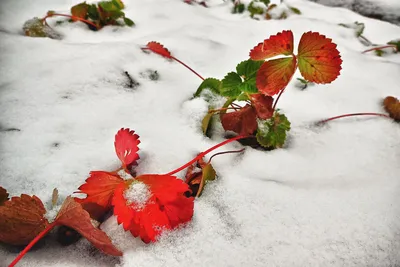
362, 45, 397, 54
9, 222, 57, 267
42, 13, 98, 30
171, 56, 204, 80
208, 148, 245, 164
319, 113, 390, 124
164, 135, 247, 176
272, 87, 285, 111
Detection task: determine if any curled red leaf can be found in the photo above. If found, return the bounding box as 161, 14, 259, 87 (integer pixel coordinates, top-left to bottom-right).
114, 128, 140, 170
221, 105, 258, 135
0, 194, 49, 245
145, 42, 172, 59
250, 94, 274, 120
113, 175, 194, 243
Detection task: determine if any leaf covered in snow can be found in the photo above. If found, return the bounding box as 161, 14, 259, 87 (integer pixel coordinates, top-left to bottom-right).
256, 112, 291, 148
0, 194, 49, 245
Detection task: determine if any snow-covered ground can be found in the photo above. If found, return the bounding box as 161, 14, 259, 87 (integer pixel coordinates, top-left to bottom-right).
1, 0, 400, 266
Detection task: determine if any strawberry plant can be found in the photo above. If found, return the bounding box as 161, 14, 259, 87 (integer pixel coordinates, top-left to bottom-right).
232, 0, 301, 20
23, 0, 134, 39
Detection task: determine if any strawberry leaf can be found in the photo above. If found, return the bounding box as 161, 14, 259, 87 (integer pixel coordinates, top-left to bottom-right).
383, 96, 400, 121
221, 72, 242, 97
56, 197, 122, 256
123, 17, 134, 26
236, 59, 264, 80
145, 42, 173, 59
194, 78, 221, 97
114, 128, 140, 170
71, 2, 89, 20
113, 175, 194, 243
256, 57, 297, 96
221, 105, 258, 135
238, 82, 258, 94
387, 40, 400, 52
297, 31, 342, 84
250, 93, 274, 120
75, 171, 124, 209
0, 194, 49, 245
249, 30, 294, 60
202, 112, 214, 137
256, 112, 291, 149
185, 157, 216, 197
0, 187, 8, 205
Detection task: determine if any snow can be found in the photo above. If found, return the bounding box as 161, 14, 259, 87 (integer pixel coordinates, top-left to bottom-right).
1, 0, 400, 266
124, 182, 150, 210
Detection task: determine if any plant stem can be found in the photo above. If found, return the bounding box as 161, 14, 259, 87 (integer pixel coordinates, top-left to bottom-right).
164, 135, 247, 176
209, 107, 236, 114
9, 222, 57, 267
171, 56, 204, 80
362, 45, 397, 54
207, 148, 245, 164
318, 113, 391, 124
42, 13, 99, 30
272, 88, 285, 111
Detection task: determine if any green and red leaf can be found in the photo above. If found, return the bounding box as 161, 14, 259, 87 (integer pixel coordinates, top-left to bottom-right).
221, 105, 258, 135
256, 56, 297, 96
71, 2, 89, 20
250, 93, 274, 120
185, 157, 216, 197
115, 128, 140, 170
75, 171, 124, 209
145, 42, 173, 59
297, 31, 342, 83
249, 30, 294, 60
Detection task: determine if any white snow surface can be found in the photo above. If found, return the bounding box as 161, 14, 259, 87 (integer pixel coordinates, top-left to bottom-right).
1, 0, 400, 266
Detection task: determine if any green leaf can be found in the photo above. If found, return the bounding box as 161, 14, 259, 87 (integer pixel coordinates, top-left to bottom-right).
197, 163, 216, 197
202, 112, 214, 137
99, 1, 121, 11
23, 17, 62, 39
238, 82, 258, 93
221, 72, 242, 97
374, 49, 385, 57
260, 0, 270, 7
247, 1, 264, 18
387, 40, 400, 52
256, 112, 291, 149
233, 3, 245, 14
123, 17, 134, 26
289, 6, 301, 15
237, 93, 250, 101
194, 78, 221, 97
236, 59, 263, 80
112, 0, 125, 9
87, 4, 100, 20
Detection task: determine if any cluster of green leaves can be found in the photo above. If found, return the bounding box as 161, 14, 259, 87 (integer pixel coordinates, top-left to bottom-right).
232, 0, 301, 20
70, 0, 134, 29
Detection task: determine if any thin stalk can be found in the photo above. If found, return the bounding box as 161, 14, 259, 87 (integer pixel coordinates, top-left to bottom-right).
272, 87, 285, 111
42, 13, 98, 30
164, 135, 247, 176
362, 45, 397, 54
209, 107, 236, 114
208, 148, 245, 164
319, 112, 390, 124
171, 56, 204, 80
9, 222, 57, 267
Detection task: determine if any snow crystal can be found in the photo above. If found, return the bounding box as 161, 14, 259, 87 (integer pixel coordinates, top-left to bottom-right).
124, 182, 151, 210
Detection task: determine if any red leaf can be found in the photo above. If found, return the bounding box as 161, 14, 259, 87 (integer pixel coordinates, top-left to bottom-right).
75, 171, 124, 210
114, 128, 140, 170
221, 105, 258, 135
56, 197, 122, 256
0, 194, 49, 245
113, 175, 194, 243
145, 42, 172, 59
297, 31, 342, 83
256, 57, 297, 96
383, 96, 400, 121
250, 94, 274, 120
184, 157, 216, 197
0, 186, 9, 205
249, 30, 294, 60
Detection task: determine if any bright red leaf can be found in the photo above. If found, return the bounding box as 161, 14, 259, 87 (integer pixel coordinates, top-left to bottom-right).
56, 197, 122, 256
75, 171, 124, 209
297, 31, 342, 83
145, 42, 172, 59
256, 56, 297, 96
112, 175, 194, 243
250, 94, 274, 120
221, 105, 258, 135
249, 30, 294, 60
114, 128, 140, 170
0, 194, 49, 245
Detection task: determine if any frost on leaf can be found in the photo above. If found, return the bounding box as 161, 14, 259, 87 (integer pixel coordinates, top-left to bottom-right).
75, 171, 124, 210
23, 17, 62, 39
56, 197, 122, 256
221, 105, 258, 135
145, 42, 173, 58
256, 57, 297, 96
0, 186, 9, 205
250, 93, 274, 120
124, 181, 151, 210
113, 175, 194, 243
0, 194, 49, 245
249, 30, 294, 60
185, 156, 216, 197
114, 128, 140, 170
256, 112, 291, 149
297, 31, 342, 84
383, 96, 400, 121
